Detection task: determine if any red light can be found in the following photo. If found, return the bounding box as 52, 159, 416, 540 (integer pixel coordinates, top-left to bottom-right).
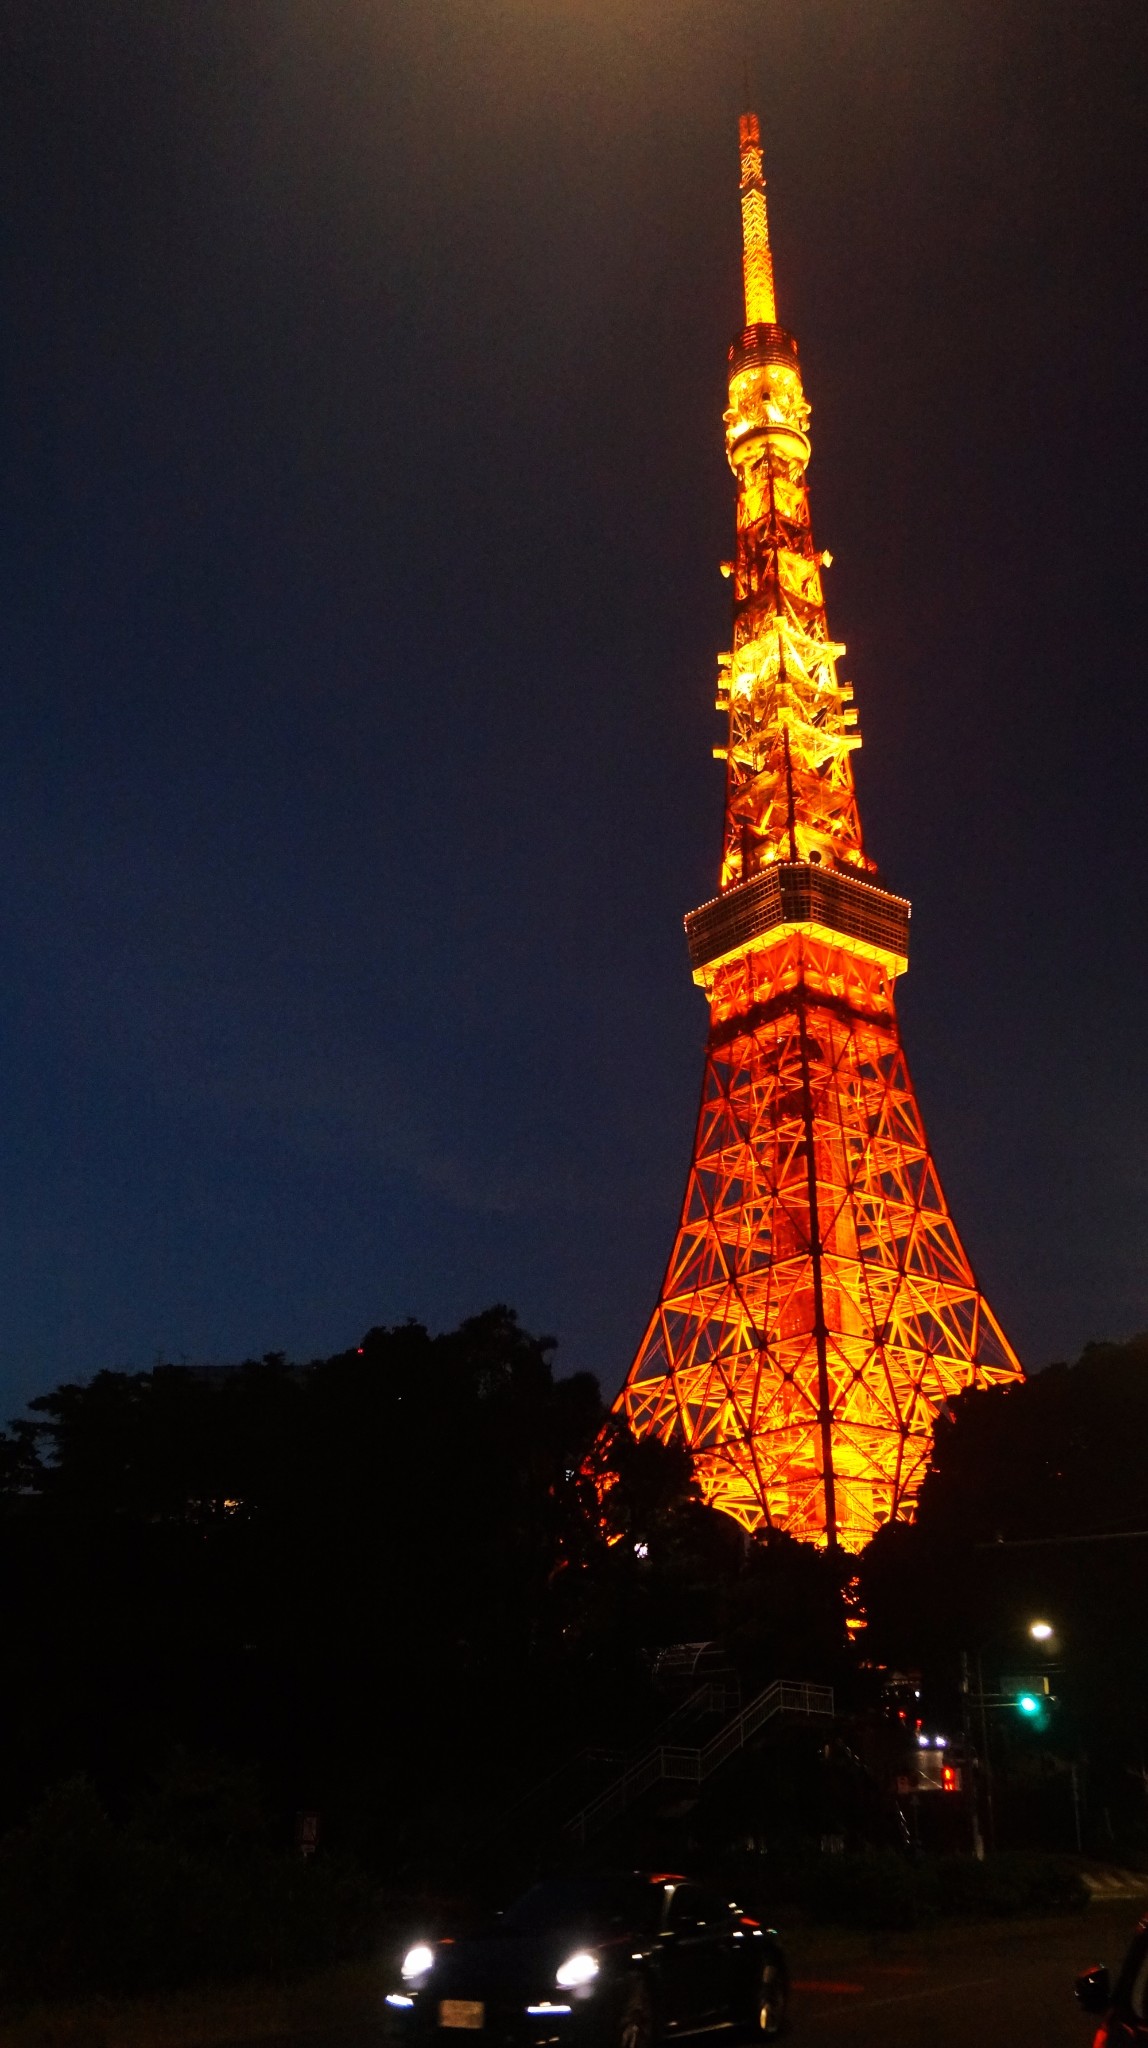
942, 1764, 959, 1792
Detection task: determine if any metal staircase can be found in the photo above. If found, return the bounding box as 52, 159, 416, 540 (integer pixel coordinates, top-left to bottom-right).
493, 1680, 740, 1849
565, 1678, 834, 1847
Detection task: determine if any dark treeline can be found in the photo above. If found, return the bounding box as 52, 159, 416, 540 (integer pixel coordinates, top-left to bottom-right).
858, 1334, 1148, 1852
2, 1317, 1146, 1996
0, 1308, 845, 1876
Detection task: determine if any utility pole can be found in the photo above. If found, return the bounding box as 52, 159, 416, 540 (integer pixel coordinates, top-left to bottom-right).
959, 1650, 985, 1859
960, 1648, 996, 1852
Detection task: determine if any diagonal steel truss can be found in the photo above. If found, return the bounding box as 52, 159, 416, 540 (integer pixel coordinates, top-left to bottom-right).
620, 933, 1019, 1549
614, 115, 1021, 1550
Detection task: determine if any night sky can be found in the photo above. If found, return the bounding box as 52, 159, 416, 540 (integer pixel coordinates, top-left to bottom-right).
0, 1, 1145, 1412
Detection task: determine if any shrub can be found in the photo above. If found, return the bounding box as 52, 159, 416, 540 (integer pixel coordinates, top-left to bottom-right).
935, 1851, 1089, 1919
806, 1849, 927, 1928
0, 1776, 380, 1998
728, 1843, 1090, 1931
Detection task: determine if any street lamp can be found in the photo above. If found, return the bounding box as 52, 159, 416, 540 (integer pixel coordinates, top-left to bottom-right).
1026, 1619, 1080, 1847
962, 1620, 1061, 1853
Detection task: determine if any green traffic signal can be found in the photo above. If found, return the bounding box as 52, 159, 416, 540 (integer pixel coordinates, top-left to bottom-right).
1002, 1674, 1051, 1722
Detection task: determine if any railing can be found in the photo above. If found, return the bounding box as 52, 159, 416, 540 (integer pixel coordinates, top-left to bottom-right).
651, 1641, 729, 1684
685, 861, 910, 976
646, 1679, 742, 1744
490, 1680, 742, 1852
565, 1679, 834, 1847
491, 1745, 625, 1843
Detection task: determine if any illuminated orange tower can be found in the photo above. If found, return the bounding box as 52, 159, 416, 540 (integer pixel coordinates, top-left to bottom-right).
616, 114, 1022, 1550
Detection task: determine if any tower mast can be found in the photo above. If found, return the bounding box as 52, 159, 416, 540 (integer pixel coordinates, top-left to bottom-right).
738, 112, 776, 325
615, 113, 1022, 1550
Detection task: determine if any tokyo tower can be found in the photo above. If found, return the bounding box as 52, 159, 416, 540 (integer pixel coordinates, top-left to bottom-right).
615, 114, 1022, 1550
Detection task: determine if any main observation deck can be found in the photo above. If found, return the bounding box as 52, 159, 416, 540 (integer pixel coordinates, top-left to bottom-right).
684, 860, 911, 983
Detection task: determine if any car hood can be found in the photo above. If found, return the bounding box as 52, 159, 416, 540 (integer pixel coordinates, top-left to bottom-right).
429, 1930, 628, 1998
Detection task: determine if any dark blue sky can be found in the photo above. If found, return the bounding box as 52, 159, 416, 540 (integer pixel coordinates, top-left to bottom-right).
0, 0, 1145, 1412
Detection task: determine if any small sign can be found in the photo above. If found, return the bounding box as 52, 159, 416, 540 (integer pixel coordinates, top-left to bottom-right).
1001, 1674, 1051, 1697
296, 1810, 320, 1857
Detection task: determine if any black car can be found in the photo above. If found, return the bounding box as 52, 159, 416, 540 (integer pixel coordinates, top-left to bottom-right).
385, 1872, 789, 2048
1076, 1911, 1148, 2041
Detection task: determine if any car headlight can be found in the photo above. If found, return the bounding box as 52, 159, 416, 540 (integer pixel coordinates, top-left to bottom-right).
555, 1951, 599, 1989
402, 1943, 436, 1982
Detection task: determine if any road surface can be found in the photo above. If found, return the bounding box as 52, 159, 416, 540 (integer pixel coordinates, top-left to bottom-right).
786, 1899, 1142, 2048
197, 1897, 1146, 2048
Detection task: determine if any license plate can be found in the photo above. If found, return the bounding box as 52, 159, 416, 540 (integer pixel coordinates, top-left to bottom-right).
439, 2001, 484, 2029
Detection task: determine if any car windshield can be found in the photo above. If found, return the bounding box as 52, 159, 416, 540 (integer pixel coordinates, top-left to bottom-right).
501, 1876, 656, 1938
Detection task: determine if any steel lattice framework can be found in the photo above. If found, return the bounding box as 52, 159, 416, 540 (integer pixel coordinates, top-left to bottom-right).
615, 114, 1021, 1550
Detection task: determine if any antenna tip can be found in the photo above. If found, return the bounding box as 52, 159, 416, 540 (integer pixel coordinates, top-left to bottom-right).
739, 111, 761, 149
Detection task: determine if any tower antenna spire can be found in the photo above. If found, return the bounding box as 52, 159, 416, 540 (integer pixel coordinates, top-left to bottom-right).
738, 109, 776, 325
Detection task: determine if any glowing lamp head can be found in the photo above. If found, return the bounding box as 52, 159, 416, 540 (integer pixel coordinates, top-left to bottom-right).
1029, 1620, 1054, 1642
402, 1943, 436, 1982
555, 1951, 599, 1989
1017, 1693, 1041, 1716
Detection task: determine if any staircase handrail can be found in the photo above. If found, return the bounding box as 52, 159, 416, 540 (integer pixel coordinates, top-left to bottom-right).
646, 1678, 741, 1746
565, 1678, 834, 1846
492, 1744, 625, 1837
496, 1679, 736, 1840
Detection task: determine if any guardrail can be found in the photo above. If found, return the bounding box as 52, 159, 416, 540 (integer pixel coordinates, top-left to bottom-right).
565, 1679, 834, 1847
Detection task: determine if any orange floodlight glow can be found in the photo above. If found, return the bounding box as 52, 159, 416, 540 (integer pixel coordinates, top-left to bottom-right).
614, 113, 1022, 1551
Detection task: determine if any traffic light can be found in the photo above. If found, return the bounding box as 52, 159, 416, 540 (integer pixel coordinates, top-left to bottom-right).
1003, 1676, 1051, 1725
